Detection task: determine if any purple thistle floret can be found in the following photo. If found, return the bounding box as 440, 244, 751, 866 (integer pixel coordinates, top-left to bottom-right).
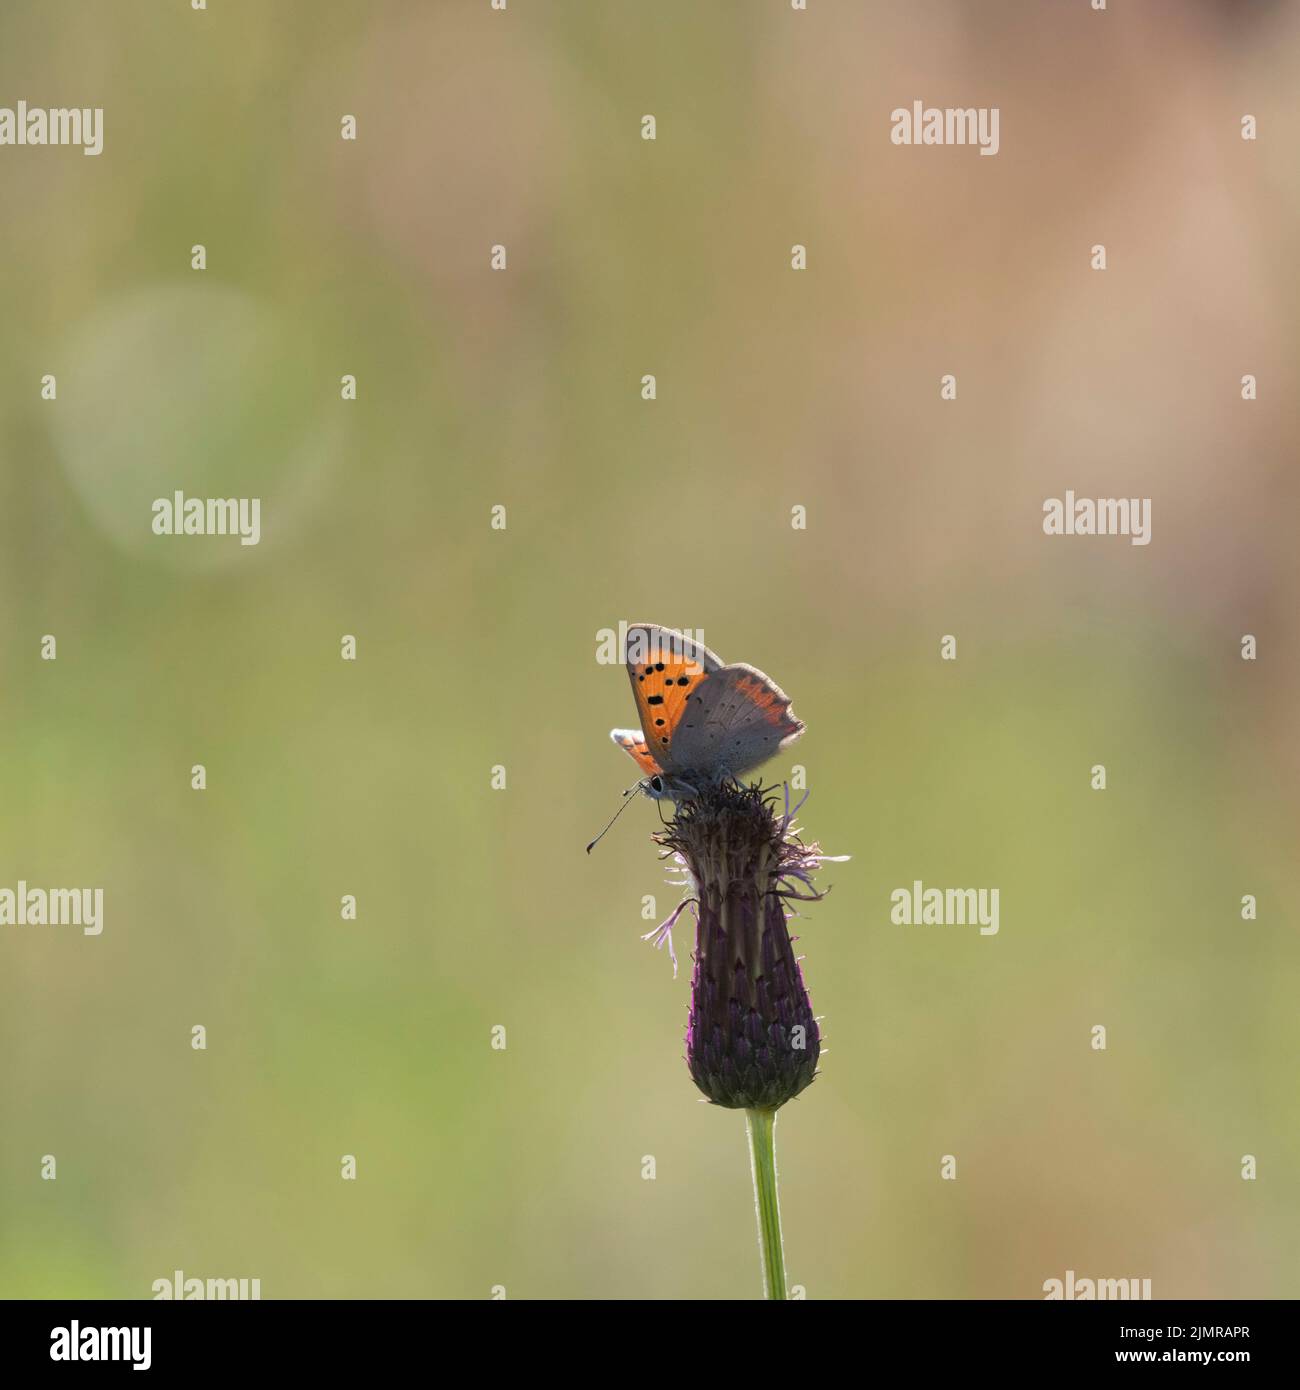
652, 781, 839, 1111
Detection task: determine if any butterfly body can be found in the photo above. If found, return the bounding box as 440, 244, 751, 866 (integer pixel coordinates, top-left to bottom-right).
609, 624, 804, 800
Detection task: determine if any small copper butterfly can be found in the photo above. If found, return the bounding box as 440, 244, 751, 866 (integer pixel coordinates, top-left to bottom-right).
609, 623, 804, 801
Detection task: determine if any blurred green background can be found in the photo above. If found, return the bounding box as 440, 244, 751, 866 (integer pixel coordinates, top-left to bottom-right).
1, 0, 1297, 1299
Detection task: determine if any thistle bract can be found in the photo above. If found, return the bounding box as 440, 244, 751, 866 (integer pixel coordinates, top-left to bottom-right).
655, 782, 829, 1110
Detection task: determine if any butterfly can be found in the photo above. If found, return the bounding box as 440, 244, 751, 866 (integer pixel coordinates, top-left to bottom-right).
609, 623, 805, 801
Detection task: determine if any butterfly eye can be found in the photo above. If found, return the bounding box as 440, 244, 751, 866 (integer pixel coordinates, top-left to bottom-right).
649, 775, 664, 794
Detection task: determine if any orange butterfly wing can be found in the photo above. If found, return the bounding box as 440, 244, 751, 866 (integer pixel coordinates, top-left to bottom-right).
610, 728, 662, 777
624, 624, 723, 771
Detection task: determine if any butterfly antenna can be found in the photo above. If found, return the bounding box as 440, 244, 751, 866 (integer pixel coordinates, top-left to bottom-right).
585, 783, 643, 854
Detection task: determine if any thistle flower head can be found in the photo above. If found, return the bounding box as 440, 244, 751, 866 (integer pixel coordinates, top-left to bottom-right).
652, 781, 838, 1111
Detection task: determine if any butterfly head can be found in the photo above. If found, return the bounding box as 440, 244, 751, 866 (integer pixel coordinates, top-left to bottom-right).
640, 772, 700, 802
586, 770, 703, 852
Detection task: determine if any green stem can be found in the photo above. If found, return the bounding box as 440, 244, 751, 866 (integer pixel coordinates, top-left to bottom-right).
745, 1107, 786, 1300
